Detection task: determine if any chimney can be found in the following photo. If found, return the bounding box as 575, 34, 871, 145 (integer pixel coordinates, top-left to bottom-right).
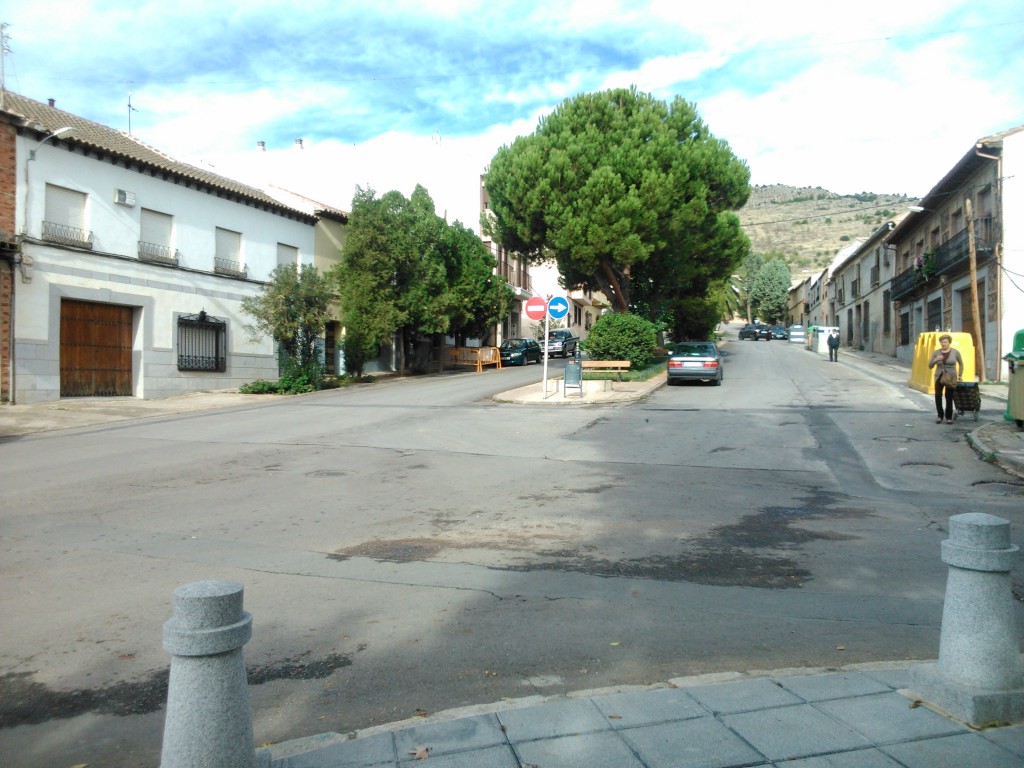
257, 141, 266, 151
48, 98, 56, 107
295, 138, 304, 149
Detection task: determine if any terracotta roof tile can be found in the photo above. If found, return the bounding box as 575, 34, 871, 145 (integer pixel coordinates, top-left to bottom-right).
2, 91, 315, 221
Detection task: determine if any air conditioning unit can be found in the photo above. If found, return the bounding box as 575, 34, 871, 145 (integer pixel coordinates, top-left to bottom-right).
115, 189, 136, 207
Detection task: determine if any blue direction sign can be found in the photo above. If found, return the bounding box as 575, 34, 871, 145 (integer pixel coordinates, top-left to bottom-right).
548, 296, 569, 319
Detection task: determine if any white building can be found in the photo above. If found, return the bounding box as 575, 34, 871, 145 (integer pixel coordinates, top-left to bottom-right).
3, 92, 318, 403
888, 125, 1024, 379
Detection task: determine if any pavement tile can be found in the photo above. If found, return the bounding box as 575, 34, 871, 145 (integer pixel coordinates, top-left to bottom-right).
683, 677, 804, 714
619, 718, 767, 768
881, 732, 1024, 768
981, 723, 1024, 757
776, 672, 893, 702
273, 732, 395, 767
592, 687, 709, 728
514, 730, 647, 768
722, 704, 868, 761
392, 714, 507, 757
858, 668, 912, 691
498, 698, 609, 742
397, 744, 520, 767
774, 748, 904, 767
813, 692, 967, 744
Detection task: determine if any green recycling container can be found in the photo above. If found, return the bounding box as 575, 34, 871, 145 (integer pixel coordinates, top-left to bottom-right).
1004, 328, 1024, 426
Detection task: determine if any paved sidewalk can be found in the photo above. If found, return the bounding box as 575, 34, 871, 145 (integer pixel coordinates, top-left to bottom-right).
264, 663, 1024, 767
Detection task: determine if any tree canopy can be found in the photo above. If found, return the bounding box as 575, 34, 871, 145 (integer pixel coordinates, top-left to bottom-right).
483, 87, 751, 316
746, 256, 792, 324
333, 185, 512, 375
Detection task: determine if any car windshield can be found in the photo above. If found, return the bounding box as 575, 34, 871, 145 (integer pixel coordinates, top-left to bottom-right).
672, 344, 713, 357
500, 340, 524, 350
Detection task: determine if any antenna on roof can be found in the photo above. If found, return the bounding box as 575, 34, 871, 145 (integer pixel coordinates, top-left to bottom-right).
128, 91, 140, 134
122, 82, 139, 134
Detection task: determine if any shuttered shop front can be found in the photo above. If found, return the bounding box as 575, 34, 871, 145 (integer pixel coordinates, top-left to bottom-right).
60, 300, 133, 397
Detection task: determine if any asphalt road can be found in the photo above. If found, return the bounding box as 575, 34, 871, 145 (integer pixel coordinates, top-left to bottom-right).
2, 336, 1022, 767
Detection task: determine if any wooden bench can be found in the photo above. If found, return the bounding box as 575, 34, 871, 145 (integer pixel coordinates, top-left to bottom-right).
581, 360, 632, 381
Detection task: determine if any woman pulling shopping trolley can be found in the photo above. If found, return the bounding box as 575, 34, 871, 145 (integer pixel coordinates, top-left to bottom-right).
928, 334, 965, 424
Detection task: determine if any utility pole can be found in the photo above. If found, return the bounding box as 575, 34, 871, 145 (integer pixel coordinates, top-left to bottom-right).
965, 197, 986, 381
0, 23, 11, 112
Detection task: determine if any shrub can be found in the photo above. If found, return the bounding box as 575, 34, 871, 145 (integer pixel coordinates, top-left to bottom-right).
581, 312, 657, 369
239, 379, 279, 394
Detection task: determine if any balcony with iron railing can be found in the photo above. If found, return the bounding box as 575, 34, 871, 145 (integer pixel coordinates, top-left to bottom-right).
890, 217, 995, 301
138, 240, 180, 266
214, 256, 248, 279
42, 220, 94, 249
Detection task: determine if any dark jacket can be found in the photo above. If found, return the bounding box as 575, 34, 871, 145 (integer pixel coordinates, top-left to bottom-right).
826, 332, 840, 349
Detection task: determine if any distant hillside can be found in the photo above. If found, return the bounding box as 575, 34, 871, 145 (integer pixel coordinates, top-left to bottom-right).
737, 185, 915, 277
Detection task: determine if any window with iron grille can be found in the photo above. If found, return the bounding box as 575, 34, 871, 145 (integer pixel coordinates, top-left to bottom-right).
177, 311, 227, 372
43, 183, 93, 248
139, 208, 178, 265
214, 227, 246, 277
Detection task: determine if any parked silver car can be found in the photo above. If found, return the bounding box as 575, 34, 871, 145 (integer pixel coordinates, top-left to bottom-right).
666, 341, 723, 385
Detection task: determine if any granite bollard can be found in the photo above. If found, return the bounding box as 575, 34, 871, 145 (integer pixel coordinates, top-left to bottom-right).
910, 513, 1024, 727
160, 580, 270, 768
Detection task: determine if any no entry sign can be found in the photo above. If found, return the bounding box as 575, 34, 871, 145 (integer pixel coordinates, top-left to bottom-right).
524, 296, 547, 320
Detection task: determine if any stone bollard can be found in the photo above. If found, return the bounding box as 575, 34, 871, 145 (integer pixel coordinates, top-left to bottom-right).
160, 580, 270, 768
911, 513, 1024, 727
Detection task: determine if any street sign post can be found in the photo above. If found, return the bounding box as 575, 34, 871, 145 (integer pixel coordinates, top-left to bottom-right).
548, 296, 569, 320
525, 296, 547, 321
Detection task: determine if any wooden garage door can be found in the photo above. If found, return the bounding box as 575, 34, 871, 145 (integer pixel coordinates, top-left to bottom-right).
60, 300, 133, 397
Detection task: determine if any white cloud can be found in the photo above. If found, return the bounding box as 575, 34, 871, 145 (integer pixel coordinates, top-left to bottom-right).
7, 0, 1022, 227
600, 51, 731, 93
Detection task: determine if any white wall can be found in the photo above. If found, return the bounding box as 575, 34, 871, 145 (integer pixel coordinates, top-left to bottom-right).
18, 138, 315, 279
13, 138, 317, 402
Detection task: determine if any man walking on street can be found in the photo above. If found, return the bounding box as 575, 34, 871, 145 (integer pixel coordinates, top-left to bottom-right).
827, 328, 840, 362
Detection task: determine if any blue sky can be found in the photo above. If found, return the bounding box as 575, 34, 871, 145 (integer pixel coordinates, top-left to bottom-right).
4, 0, 1023, 231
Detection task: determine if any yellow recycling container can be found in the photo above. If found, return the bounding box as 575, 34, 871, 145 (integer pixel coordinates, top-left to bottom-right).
908, 332, 975, 395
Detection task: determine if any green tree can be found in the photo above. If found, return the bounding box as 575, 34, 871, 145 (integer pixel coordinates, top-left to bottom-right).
241, 263, 334, 390
484, 86, 750, 316
436, 222, 514, 345
737, 253, 764, 322
669, 296, 722, 341
332, 186, 447, 375
334, 186, 513, 375
748, 258, 792, 324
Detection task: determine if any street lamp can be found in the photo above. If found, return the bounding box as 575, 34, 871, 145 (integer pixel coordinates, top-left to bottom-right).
28, 125, 76, 161
23, 125, 78, 237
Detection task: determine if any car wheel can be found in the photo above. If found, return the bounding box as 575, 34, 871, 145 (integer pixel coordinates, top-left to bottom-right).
714, 374, 722, 386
